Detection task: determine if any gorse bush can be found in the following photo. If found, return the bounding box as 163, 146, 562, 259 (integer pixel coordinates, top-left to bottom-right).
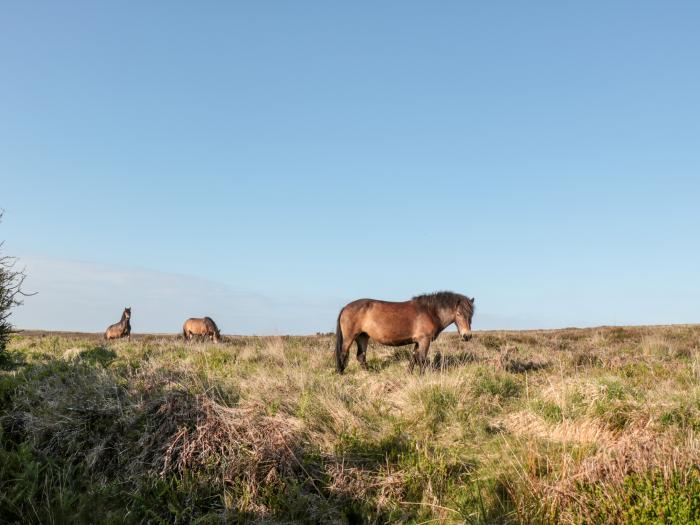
0, 211, 27, 364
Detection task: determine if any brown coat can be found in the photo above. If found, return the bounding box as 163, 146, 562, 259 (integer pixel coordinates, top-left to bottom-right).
105, 308, 131, 340
183, 317, 221, 343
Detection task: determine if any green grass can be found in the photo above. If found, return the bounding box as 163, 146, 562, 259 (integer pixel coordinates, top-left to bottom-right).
1, 325, 699, 523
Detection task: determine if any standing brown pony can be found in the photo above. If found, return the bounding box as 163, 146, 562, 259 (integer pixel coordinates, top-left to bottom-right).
335, 291, 474, 373
105, 307, 131, 341
183, 317, 221, 343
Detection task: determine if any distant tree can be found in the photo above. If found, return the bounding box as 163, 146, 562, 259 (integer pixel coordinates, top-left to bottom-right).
0, 211, 28, 359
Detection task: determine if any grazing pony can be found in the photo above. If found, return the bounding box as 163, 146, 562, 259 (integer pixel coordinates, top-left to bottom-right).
183, 317, 221, 343
105, 307, 131, 341
335, 291, 474, 373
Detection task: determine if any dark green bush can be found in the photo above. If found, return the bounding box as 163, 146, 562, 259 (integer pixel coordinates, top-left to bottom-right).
580, 470, 700, 525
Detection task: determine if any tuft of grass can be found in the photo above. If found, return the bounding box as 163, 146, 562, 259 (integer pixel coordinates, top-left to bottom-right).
419, 384, 459, 432
532, 399, 564, 423
471, 367, 522, 400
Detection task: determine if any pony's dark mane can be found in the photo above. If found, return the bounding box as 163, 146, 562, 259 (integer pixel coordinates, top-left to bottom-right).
412, 291, 474, 315
204, 317, 220, 332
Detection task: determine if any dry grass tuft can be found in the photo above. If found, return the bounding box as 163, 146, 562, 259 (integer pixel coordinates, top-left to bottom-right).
501, 410, 615, 446
140, 390, 304, 492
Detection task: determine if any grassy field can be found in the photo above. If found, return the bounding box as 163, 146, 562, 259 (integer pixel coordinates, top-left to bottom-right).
1, 325, 700, 524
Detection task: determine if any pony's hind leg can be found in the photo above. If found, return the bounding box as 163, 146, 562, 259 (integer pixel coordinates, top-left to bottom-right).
356, 333, 369, 370
339, 334, 357, 373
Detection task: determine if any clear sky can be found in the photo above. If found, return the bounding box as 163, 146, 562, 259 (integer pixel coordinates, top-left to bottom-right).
1, 2, 698, 334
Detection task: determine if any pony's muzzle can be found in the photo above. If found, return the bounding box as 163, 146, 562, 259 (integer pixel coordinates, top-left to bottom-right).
461, 333, 472, 342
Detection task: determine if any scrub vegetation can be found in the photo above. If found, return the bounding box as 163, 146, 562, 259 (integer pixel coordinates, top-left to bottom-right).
1, 325, 699, 524
0, 211, 28, 363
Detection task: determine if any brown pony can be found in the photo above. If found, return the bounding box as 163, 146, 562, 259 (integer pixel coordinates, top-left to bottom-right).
183, 317, 221, 343
335, 291, 474, 373
105, 307, 131, 341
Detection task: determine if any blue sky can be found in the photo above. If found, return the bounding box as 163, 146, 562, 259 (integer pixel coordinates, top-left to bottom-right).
1, 2, 698, 333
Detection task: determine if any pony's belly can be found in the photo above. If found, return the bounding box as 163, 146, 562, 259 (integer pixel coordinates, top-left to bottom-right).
364, 324, 417, 346
367, 330, 415, 346
377, 338, 415, 347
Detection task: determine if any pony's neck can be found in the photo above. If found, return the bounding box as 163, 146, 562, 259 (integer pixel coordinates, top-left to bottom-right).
433, 306, 456, 330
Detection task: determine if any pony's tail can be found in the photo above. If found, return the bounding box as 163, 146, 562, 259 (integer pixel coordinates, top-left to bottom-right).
182, 327, 188, 340
335, 309, 345, 373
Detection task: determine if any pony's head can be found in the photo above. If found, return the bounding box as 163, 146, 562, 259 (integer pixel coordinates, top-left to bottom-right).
454, 297, 474, 341
413, 291, 475, 341
123, 307, 131, 319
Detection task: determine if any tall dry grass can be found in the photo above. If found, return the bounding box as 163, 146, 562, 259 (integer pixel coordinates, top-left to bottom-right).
1, 325, 699, 523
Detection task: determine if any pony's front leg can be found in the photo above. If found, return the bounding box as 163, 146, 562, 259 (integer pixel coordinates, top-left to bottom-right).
417, 338, 431, 374
408, 343, 418, 373
408, 342, 427, 374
